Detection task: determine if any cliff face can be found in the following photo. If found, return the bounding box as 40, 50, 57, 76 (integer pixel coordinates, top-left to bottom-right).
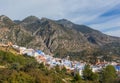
0, 15, 120, 58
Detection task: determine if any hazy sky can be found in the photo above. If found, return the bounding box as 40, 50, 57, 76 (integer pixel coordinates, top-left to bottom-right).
0, 0, 120, 37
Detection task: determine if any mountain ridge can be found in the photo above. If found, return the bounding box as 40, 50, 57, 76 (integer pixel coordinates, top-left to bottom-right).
0, 15, 120, 60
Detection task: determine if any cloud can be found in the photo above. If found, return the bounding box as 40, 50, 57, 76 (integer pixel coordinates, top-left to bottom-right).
63, 0, 120, 23
89, 14, 120, 37
89, 15, 120, 30
105, 30, 120, 37
0, 0, 120, 37
0, 0, 64, 20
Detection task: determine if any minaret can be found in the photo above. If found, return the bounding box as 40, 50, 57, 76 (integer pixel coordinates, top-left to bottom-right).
98, 59, 100, 63
66, 56, 70, 60
96, 58, 100, 64
104, 59, 106, 63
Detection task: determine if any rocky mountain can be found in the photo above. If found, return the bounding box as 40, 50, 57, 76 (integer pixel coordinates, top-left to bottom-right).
0, 15, 120, 60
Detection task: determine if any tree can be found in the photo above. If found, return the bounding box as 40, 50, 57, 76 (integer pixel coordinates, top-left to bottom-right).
39, 62, 45, 69
91, 72, 99, 81
101, 65, 117, 83
83, 64, 99, 81
8, 71, 35, 83
74, 72, 81, 81
55, 65, 60, 73
10, 63, 21, 71
83, 64, 93, 80
61, 66, 67, 73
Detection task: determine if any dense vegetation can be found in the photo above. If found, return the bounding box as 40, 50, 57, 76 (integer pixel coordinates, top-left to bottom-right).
0, 50, 120, 83
0, 50, 72, 83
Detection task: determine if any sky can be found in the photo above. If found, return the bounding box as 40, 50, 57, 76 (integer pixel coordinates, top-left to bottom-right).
0, 0, 120, 37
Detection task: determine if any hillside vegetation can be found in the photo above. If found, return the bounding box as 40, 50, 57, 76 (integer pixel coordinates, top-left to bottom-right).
0, 50, 73, 83
0, 49, 120, 83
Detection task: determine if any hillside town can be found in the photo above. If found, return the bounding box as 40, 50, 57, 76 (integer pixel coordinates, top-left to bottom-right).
9, 44, 119, 76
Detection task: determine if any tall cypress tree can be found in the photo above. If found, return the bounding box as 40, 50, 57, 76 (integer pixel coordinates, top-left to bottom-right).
101, 65, 117, 83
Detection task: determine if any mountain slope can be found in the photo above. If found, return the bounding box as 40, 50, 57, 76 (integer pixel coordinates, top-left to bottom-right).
0, 15, 120, 59
57, 19, 120, 45
20, 17, 92, 54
